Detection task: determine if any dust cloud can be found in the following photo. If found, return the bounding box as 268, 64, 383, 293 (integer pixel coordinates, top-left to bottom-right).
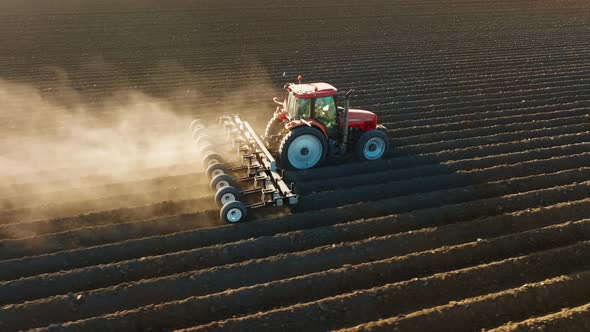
0, 63, 283, 225
0, 78, 203, 209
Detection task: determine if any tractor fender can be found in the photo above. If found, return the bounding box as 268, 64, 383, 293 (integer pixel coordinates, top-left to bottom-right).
285, 119, 328, 139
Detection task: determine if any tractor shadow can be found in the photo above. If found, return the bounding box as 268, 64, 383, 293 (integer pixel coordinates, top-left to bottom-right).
282, 150, 473, 214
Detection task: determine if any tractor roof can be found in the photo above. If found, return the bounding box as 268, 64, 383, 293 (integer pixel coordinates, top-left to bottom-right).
288, 82, 337, 99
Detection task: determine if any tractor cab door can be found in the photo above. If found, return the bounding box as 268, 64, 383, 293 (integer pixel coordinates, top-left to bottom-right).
313, 96, 338, 136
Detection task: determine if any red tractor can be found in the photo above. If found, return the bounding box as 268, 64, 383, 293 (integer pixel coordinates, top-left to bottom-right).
190, 78, 389, 223
263, 80, 388, 169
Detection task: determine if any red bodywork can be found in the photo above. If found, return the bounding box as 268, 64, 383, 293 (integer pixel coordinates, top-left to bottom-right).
273, 82, 378, 139
288, 82, 338, 99
345, 109, 378, 132
285, 118, 329, 138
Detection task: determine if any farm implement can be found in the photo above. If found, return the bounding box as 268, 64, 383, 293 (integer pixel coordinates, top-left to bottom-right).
191, 79, 389, 223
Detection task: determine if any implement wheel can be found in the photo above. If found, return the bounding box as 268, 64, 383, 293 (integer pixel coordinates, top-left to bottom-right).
206, 162, 229, 178
279, 126, 327, 170
210, 173, 237, 191
194, 134, 210, 148
189, 119, 202, 130
221, 201, 247, 223
202, 152, 224, 169
192, 126, 206, 140
215, 186, 241, 206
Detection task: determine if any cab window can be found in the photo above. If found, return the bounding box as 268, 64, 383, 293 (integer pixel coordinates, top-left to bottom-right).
286, 92, 296, 115
314, 96, 337, 129
295, 98, 311, 118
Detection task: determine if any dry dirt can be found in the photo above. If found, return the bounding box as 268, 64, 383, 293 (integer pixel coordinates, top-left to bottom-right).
1, 0, 590, 331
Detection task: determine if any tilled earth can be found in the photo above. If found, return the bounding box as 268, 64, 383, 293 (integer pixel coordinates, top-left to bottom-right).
1, 0, 590, 331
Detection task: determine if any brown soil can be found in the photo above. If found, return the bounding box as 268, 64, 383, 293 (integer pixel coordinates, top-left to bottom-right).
2, 0, 590, 331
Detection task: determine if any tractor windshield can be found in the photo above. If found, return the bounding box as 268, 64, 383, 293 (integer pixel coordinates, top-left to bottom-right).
286, 92, 311, 119
313, 96, 337, 130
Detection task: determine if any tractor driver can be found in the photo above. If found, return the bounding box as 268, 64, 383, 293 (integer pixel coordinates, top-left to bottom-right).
314, 96, 337, 132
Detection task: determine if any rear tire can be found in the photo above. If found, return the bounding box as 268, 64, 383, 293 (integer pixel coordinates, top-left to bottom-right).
279, 126, 327, 170
264, 117, 283, 150
215, 186, 241, 206
264, 117, 282, 137
355, 130, 388, 161
220, 201, 247, 223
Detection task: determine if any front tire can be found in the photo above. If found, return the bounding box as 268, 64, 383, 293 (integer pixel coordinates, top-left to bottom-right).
279, 126, 327, 170
355, 130, 388, 161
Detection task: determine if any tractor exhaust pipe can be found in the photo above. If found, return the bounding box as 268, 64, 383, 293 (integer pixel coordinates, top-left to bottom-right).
341, 89, 354, 154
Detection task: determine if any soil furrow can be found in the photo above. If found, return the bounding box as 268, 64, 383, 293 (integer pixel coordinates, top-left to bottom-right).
290, 126, 590, 182
2, 160, 588, 263
298, 154, 590, 210
488, 303, 590, 332
340, 271, 590, 332
7, 37, 589, 97
390, 116, 588, 148
0, 198, 204, 240
297, 141, 590, 194
0, 205, 218, 261
2, 1, 590, 330
4, 200, 590, 330
379, 98, 590, 125
0, 170, 588, 305
0, 163, 198, 198
2, 175, 589, 284
0, 172, 205, 209
114, 236, 590, 332
388, 108, 589, 137
0, 185, 210, 224
5, 36, 587, 88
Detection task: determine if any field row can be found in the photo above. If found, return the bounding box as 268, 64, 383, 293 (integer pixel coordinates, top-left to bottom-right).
1, 114, 587, 244
2, 166, 589, 309
7, 206, 590, 330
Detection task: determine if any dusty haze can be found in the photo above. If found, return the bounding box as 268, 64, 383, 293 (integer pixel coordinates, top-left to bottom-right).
0, 69, 279, 219
2, 79, 199, 174
0, 78, 208, 215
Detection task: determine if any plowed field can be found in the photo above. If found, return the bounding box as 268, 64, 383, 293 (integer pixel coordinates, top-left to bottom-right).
1, 0, 590, 331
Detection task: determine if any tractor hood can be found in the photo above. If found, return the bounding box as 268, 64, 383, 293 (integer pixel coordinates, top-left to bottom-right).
346, 109, 378, 130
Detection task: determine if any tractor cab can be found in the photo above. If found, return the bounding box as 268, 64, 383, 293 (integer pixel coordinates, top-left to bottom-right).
285, 83, 339, 133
